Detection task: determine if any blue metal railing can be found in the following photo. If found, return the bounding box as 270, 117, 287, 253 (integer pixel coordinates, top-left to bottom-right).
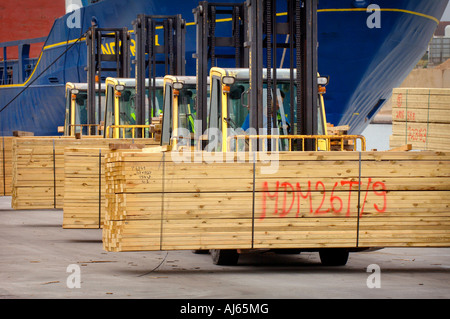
0, 36, 47, 85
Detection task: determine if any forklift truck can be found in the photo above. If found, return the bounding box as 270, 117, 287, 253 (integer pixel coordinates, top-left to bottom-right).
103, 77, 164, 139
62, 82, 105, 137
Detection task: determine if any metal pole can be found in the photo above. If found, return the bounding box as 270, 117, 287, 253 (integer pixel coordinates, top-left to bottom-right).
134, 15, 146, 129
302, 0, 318, 138
248, 0, 264, 146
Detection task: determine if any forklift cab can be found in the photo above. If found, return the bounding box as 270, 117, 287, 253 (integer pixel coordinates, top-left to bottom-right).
161, 75, 209, 149
104, 77, 164, 138
207, 67, 329, 152
63, 82, 105, 136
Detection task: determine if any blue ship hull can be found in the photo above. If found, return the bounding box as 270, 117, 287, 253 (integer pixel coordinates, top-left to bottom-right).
0, 0, 448, 136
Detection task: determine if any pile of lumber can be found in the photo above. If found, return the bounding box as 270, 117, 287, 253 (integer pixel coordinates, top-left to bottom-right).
0, 137, 14, 196
63, 147, 108, 229
326, 124, 357, 151
63, 144, 149, 229
150, 115, 163, 143
326, 124, 349, 136
12, 137, 65, 209
102, 150, 450, 252
390, 88, 450, 151
12, 131, 34, 137
12, 137, 158, 210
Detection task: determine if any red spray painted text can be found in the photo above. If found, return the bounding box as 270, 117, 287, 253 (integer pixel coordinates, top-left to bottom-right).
260, 178, 387, 220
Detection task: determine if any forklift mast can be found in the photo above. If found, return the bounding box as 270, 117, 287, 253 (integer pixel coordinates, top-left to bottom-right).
192, 0, 319, 151
133, 14, 186, 127
193, 2, 249, 148
247, 0, 319, 150
86, 26, 130, 135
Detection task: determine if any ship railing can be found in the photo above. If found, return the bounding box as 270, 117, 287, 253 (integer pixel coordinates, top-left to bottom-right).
0, 36, 47, 85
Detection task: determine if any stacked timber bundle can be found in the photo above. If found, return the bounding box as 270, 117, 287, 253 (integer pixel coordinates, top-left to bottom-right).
326, 124, 349, 136
63, 147, 108, 229
149, 115, 163, 143
12, 137, 65, 209
0, 137, 14, 196
390, 88, 450, 151
63, 144, 148, 229
326, 124, 355, 151
102, 150, 450, 252
12, 137, 158, 210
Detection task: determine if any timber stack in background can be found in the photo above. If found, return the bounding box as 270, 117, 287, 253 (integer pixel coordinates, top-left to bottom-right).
63, 144, 150, 229
10, 137, 159, 210
390, 88, 450, 151
0, 131, 33, 196
373, 58, 450, 124
1, 137, 13, 196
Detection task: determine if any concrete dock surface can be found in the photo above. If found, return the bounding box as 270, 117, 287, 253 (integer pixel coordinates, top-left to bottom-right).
0, 196, 449, 300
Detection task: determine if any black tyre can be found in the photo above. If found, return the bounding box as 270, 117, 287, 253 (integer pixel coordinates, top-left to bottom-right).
210, 249, 239, 265
274, 249, 302, 255
319, 249, 349, 266
192, 250, 209, 254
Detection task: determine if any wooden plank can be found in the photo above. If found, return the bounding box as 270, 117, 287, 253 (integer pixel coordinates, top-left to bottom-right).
253, 217, 358, 249
391, 87, 450, 152
393, 87, 450, 97
161, 219, 252, 250
392, 108, 450, 124
102, 150, 450, 252
106, 150, 450, 162
63, 147, 106, 229
388, 144, 412, 152
392, 122, 450, 139
12, 131, 34, 137
62, 145, 160, 229
12, 137, 159, 210
0, 137, 14, 196
358, 216, 450, 247
390, 134, 450, 151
